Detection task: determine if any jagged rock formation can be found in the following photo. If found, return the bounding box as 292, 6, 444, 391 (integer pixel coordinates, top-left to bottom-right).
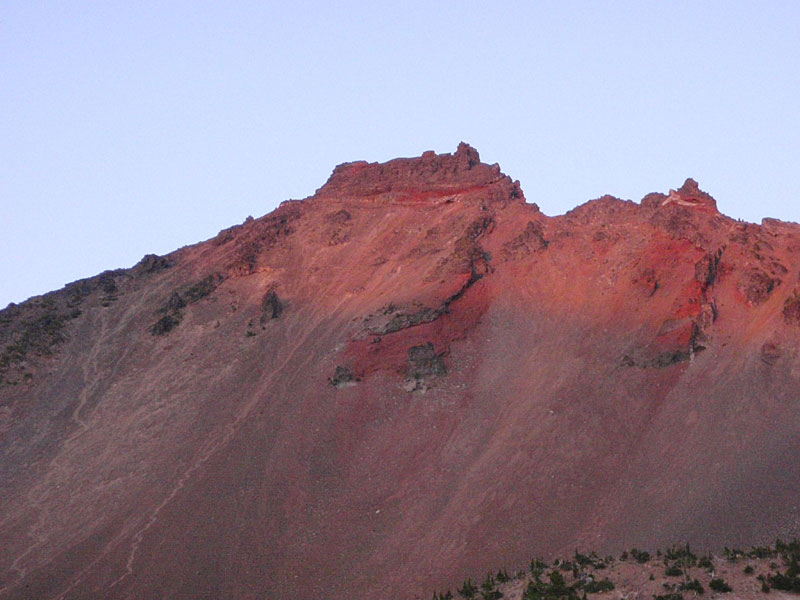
1, 144, 800, 599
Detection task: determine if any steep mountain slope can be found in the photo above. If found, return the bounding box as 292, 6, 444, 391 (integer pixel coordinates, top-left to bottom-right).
1, 144, 799, 599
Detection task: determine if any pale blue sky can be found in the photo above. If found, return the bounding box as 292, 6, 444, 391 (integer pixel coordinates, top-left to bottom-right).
3, 2, 800, 307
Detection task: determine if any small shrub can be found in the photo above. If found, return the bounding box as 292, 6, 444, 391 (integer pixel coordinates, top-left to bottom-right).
747, 545, 776, 559
787, 556, 800, 579
665, 565, 683, 577
743, 565, 754, 574
767, 571, 800, 592
679, 579, 704, 594
723, 547, 743, 562
530, 558, 548, 577
665, 544, 697, 567
583, 578, 614, 593
458, 579, 477, 598
480, 573, 496, 593
548, 570, 565, 587
708, 578, 732, 592
630, 548, 651, 563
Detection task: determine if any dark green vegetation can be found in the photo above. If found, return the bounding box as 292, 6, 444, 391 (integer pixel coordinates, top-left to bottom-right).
679, 579, 704, 594
726, 539, 800, 593
447, 551, 616, 600
521, 569, 612, 599
665, 565, 683, 577
760, 540, 800, 592
622, 548, 651, 563
708, 577, 732, 592
438, 539, 800, 599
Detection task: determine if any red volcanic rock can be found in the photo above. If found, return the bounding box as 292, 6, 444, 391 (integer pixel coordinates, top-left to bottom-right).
1, 145, 800, 600
641, 178, 718, 214
671, 177, 718, 210
315, 142, 524, 205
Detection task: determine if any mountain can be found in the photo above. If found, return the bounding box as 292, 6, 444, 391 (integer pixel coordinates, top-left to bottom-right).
1, 143, 799, 599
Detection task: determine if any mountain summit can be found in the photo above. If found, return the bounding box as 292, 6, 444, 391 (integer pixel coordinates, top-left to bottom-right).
1, 146, 799, 599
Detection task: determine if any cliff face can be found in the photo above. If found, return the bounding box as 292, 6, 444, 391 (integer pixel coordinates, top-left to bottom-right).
1, 144, 800, 599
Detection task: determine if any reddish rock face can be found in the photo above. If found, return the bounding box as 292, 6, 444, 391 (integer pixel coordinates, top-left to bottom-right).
1, 144, 800, 599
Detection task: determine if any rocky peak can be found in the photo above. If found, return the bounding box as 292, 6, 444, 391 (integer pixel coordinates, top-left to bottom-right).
661, 178, 718, 212
638, 178, 719, 216
313, 143, 520, 204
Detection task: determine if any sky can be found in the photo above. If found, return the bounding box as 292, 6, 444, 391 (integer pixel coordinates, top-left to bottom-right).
3, 1, 800, 307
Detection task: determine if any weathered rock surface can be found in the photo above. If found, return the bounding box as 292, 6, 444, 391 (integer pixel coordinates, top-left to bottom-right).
2, 144, 800, 600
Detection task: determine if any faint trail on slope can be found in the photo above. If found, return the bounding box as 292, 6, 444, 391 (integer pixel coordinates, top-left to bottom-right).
42, 299, 171, 600
69, 308, 109, 431
0, 308, 115, 596
105, 314, 333, 593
